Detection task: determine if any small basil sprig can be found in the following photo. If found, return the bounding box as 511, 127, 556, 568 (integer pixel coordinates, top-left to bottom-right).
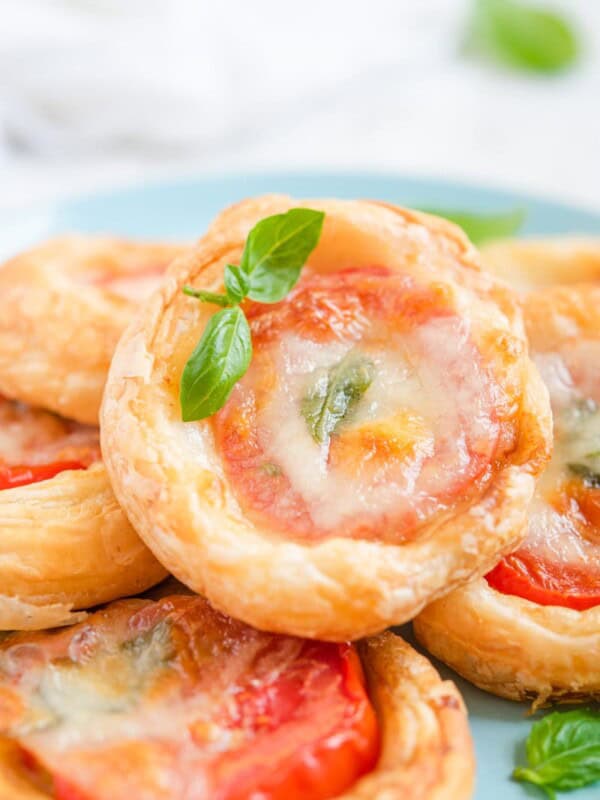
180, 208, 325, 422
422, 207, 526, 245
302, 353, 375, 445
513, 709, 600, 798
567, 463, 600, 488
468, 0, 579, 74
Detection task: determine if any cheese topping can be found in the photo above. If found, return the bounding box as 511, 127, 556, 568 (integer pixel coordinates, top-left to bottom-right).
0, 396, 100, 469
215, 268, 506, 542
257, 318, 496, 531
0, 596, 379, 800
519, 341, 600, 570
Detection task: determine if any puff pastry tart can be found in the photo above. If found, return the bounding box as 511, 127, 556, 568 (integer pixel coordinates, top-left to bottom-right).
0, 236, 187, 425
101, 195, 551, 640
415, 284, 600, 703
0, 593, 474, 800
0, 394, 166, 630
481, 237, 600, 291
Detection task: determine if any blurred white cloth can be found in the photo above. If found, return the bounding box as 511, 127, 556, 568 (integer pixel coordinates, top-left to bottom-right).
0, 0, 599, 209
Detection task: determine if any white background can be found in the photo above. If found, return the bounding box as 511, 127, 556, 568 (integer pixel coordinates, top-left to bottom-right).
1, 0, 599, 212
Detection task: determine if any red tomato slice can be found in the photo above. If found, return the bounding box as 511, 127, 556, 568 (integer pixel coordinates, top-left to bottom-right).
1, 596, 379, 800
576, 487, 600, 534
0, 460, 88, 491
214, 267, 501, 543
485, 550, 600, 611
486, 478, 600, 611
54, 777, 89, 800
0, 394, 100, 490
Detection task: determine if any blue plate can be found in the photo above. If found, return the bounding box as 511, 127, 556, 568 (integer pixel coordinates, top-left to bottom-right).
2, 173, 599, 800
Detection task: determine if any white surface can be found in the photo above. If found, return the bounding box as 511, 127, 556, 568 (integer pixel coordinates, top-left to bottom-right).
0, 0, 599, 212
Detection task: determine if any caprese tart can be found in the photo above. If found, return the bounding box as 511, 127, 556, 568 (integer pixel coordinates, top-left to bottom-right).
101, 195, 551, 640
481, 236, 600, 291
0, 236, 186, 424
415, 283, 600, 703
0, 593, 474, 800
0, 394, 166, 630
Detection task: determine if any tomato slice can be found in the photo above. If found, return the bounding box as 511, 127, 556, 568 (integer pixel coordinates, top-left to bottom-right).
575, 487, 600, 535
485, 550, 600, 611
0, 596, 379, 800
54, 776, 91, 800
486, 477, 600, 611
0, 461, 88, 491
0, 394, 101, 491
214, 267, 501, 543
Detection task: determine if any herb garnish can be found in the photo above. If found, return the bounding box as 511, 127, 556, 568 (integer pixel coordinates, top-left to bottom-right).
421, 207, 526, 245
301, 353, 375, 445
513, 709, 600, 798
468, 0, 579, 74
567, 463, 600, 488
180, 208, 325, 422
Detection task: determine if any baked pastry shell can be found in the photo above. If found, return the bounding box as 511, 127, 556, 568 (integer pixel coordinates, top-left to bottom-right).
101, 195, 552, 640
481, 237, 600, 291
0, 236, 187, 424
0, 629, 474, 800
0, 463, 167, 630
414, 579, 600, 704
415, 283, 600, 703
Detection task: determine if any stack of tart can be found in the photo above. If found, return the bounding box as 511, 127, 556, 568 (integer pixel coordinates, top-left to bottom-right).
0, 195, 595, 800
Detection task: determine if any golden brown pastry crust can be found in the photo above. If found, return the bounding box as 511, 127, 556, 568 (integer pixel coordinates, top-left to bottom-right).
525, 281, 600, 350
101, 195, 552, 641
415, 283, 600, 703
481, 237, 600, 291
0, 463, 167, 630
343, 632, 474, 800
0, 629, 474, 800
0, 236, 187, 424
414, 580, 600, 705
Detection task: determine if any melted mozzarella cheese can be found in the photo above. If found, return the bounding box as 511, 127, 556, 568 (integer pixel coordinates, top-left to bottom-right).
525, 339, 600, 568
526, 495, 600, 569
256, 316, 498, 532
2, 605, 306, 757
0, 397, 99, 466
534, 352, 577, 412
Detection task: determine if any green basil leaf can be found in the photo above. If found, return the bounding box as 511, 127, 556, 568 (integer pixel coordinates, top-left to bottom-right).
241, 207, 325, 303
261, 461, 282, 476
224, 264, 249, 304
182, 286, 231, 308
302, 353, 375, 445
567, 463, 600, 488
422, 207, 526, 245
470, 0, 579, 74
513, 709, 600, 797
180, 306, 252, 422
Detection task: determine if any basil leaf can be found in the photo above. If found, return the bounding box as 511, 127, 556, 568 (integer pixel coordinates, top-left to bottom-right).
514, 709, 600, 797
182, 286, 231, 308
302, 353, 375, 445
180, 207, 325, 421
241, 208, 325, 303
422, 207, 526, 245
261, 462, 282, 476
180, 306, 252, 422
567, 463, 600, 488
223, 264, 249, 304
470, 0, 579, 74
